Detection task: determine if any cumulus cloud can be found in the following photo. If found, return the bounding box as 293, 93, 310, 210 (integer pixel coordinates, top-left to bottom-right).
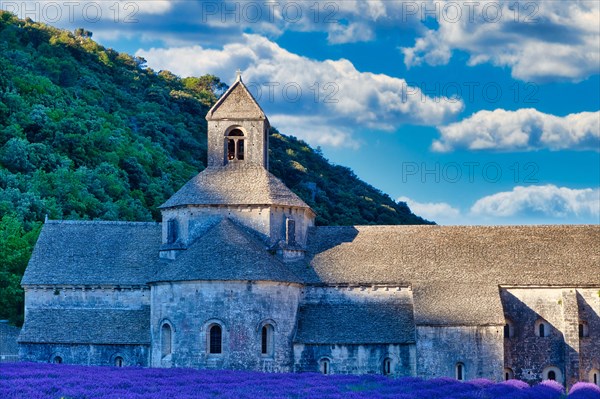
269, 115, 361, 149
399, 185, 600, 225
137, 34, 463, 147
470, 185, 600, 220
433, 109, 600, 152
401, 1, 600, 82
397, 196, 461, 225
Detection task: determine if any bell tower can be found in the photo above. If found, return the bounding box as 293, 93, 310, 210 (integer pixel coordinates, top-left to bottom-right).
205, 71, 269, 169
159, 72, 315, 260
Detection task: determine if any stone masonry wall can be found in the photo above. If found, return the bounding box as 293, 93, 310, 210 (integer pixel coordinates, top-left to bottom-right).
24, 286, 150, 309
416, 326, 504, 381
577, 289, 600, 384
150, 280, 301, 371
207, 120, 267, 167
162, 205, 313, 248
302, 285, 413, 305
294, 286, 415, 375
269, 206, 314, 247
19, 343, 149, 366
501, 288, 569, 385
293, 343, 416, 376
161, 206, 271, 246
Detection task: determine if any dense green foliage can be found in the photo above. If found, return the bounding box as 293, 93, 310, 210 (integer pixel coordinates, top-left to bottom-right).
0, 12, 431, 325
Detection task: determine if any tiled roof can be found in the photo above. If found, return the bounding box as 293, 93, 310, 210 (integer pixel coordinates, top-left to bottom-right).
18, 308, 150, 344
303, 225, 600, 325
160, 164, 311, 209
294, 303, 416, 344
152, 218, 303, 283
22, 221, 161, 286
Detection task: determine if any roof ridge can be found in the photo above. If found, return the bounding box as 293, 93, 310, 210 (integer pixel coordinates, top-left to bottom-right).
46, 220, 160, 226
206, 79, 267, 121
311, 224, 599, 229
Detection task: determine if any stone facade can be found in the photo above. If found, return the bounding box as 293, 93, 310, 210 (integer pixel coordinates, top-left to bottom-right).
502, 287, 600, 386
18, 75, 600, 389
0, 321, 20, 363
293, 343, 415, 376
150, 281, 301, 372
20, 343, 149, 366
416, 326, 504, 381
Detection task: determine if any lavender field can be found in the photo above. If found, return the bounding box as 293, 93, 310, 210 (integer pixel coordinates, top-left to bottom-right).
1, 363, 600, 399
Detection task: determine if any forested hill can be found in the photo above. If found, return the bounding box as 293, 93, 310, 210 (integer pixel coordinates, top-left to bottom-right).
0, 12, 432, 324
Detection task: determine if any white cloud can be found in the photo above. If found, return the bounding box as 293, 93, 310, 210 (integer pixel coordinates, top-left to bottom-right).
1, 1, 173, 24
137, 34, 463, 148
397, 196, 461, 225
470, 185, 600, 220
399, 185, 600, 225
401, 1, 600, 82
269, 115, 361, 149
433, 109, 600, 152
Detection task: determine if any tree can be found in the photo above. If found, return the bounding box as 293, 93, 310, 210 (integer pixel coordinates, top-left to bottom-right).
74, 28, 92, 38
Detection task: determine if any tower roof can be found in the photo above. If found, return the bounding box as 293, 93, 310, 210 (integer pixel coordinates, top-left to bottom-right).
160, 163, 312, 210
206, 75, 267, 121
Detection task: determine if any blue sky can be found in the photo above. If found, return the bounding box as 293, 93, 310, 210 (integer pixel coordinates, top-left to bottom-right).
5, 1, 599, 225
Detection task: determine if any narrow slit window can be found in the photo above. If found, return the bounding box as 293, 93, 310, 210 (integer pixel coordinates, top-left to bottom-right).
209, 325, 222, 354
383, 358, 392, 376
539, 323, 545, 337
167, 219, 178, 244
590, 369, 599, 386
320, 359, 330, 375
579, 322, 589, 338
456, 363, 465, 381
162, 323, 172, 357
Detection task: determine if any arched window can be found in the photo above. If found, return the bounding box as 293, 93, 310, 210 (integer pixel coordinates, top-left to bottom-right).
53, 356, 62, 364
383, 358, 392, 376
261, 324, 274, 357
536, 320, 549, 337
456, 363, 465, 381
589, 369, 599, 386
115, 356, 124, 367
543, 366, 562, 384
504, 368, 514, 380
161, 323, 172, 357
209, 324, 222, 354
579, 321, 589, 338
226, 129, 245, 161
320, 358, 330, 375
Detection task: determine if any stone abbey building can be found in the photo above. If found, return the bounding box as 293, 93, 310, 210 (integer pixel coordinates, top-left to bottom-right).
19, 75, 600, 388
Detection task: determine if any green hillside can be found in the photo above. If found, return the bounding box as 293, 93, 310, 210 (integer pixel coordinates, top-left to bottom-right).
0, 12, 432, 325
